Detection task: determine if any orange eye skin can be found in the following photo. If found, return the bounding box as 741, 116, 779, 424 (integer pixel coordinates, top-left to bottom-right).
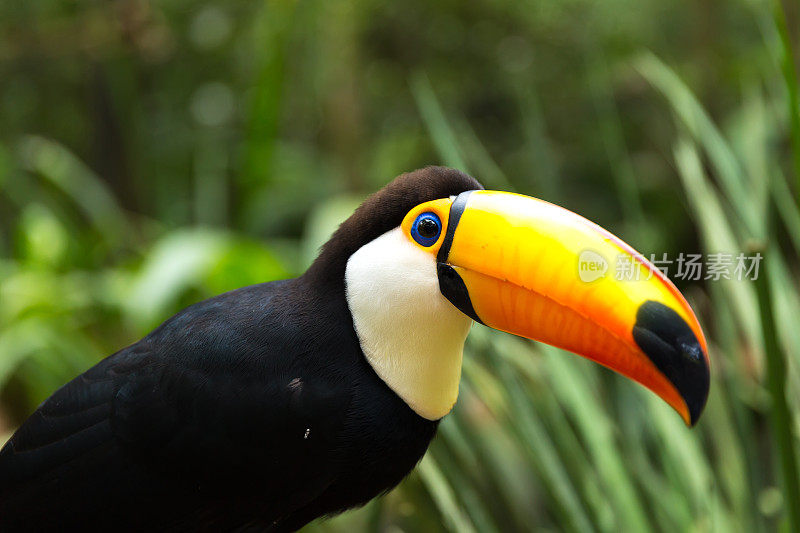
401, 198, 453, 255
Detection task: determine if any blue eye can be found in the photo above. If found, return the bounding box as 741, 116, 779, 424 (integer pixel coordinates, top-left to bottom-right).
411, 212, 442, 247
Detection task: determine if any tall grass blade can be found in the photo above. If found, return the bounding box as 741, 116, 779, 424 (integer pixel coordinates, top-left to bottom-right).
16, 136, 128, 245
586, 48, 648, 240
542, 347, 652, 532
242, 0, 295, 187
754, 243, 800, 531
416, 455, 477, 533
481, 358, 596, 533
770, 0, 800, 202
410, 72, 469, 172
672, 138, 761, 350
635, 53, 763, 237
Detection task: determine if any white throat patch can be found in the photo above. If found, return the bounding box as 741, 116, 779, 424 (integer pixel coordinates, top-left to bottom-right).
345, 227, 472, 420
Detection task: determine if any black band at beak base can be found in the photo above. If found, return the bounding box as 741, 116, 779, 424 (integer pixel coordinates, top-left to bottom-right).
437, 263, 484, 324
437, 190, 474, 264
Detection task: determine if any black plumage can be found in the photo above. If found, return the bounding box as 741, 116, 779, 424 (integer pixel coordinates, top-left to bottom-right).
0, 167, 483, 532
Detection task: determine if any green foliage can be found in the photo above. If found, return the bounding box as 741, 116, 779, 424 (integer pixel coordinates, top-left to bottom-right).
1, 0, 800, 531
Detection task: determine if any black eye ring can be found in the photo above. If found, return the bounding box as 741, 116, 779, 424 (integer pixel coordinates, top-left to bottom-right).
411, 212, 442, 246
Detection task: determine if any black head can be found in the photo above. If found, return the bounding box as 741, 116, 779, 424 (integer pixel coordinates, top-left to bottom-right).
305, 167, 483, 288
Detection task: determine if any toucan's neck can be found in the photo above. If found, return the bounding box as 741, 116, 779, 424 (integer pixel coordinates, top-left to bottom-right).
344, 227, 472, 420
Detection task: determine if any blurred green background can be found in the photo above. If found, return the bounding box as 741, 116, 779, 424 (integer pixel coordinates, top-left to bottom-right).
2, 0, 800, 531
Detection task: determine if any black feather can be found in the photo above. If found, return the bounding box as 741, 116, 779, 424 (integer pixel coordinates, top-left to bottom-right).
0, 167, 483, 532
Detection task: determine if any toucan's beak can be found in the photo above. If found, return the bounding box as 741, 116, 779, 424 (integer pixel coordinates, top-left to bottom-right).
436, 190, 710, 426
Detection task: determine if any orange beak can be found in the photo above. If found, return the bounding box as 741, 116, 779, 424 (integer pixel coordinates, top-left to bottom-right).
409, 190, 710, 425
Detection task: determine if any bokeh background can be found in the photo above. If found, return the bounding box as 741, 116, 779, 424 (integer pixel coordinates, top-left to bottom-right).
2, 0, 800, 531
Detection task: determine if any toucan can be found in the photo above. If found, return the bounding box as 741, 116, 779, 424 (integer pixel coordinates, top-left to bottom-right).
0, 167, 709, 531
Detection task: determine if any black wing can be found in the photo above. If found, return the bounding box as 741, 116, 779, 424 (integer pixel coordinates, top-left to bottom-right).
0, 281, 351, 531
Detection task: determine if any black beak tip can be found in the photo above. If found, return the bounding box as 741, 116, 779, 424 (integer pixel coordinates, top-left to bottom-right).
632, 300, 710, 426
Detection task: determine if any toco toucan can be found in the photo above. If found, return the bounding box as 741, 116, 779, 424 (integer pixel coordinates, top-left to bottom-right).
0, 167, 709, 531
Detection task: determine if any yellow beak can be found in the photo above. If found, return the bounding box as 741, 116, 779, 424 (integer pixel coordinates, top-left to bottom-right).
426, 190, 710, 425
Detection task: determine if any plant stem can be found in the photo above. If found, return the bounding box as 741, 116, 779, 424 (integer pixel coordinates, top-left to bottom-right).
753, 243, 800, 531
771, 0, 800, 205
